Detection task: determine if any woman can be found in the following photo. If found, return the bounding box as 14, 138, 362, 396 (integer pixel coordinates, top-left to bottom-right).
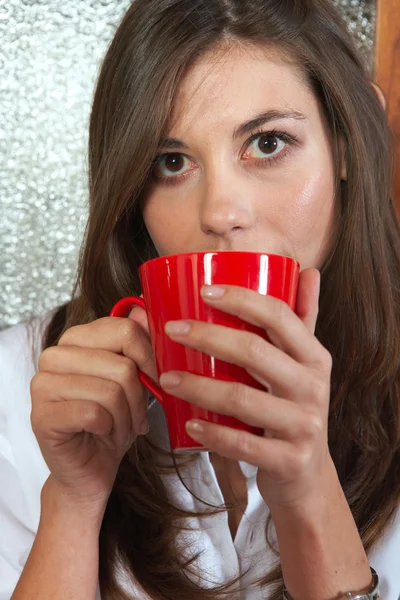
0, 0, 399, 599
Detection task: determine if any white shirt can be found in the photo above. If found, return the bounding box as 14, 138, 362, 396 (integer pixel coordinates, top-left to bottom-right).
0, 315, 399, 600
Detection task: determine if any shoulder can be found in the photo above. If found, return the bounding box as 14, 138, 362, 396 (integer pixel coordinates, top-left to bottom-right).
0, 314, 53, 454
0, 313, 55, 599
0, 313, 55, 529
0, 311, 55, 411
0, 312, 53, 379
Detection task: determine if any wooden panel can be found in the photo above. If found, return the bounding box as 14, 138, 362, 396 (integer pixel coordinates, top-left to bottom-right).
375, 0, 400, 211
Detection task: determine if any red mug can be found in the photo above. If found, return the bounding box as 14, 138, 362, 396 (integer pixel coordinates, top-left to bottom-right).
111, 251, 299, 451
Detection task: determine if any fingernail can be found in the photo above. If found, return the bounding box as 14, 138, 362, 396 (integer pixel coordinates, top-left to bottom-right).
165, 321, 190, 335
186, 420, 204, 434
160, 372, 182, 388
139, 418, 150, 436
201, 285, 226, 299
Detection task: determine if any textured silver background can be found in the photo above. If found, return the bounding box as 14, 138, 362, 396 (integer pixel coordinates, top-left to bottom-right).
0, 0, 376, 330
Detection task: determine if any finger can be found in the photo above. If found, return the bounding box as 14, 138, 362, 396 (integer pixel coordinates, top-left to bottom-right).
159, 371, 309, 439
184, 419, 294, 479
164, 320, 312, 400
38, 346, 150, 435
31, 372, 133, 444
32, 399, 114, 440
58, 317, 158, 382
200, 284, 324, 367
128, 304, 150, 337
295, 269, 320, 334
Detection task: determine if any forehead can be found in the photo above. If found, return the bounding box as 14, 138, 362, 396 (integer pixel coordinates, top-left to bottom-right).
168, 43, 316, 133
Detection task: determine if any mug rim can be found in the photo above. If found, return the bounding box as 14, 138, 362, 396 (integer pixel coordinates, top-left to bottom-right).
140, 250, 300, 270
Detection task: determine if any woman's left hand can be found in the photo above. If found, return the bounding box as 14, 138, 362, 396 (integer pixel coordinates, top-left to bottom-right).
159, 268, 335, 511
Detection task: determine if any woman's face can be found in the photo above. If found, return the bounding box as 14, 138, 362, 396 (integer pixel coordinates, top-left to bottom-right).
142, 44, 340, 269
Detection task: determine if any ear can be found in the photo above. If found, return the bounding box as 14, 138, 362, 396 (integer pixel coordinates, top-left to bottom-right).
369, 81, 387, 111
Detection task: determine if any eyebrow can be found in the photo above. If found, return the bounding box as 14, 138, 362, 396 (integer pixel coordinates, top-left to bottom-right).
160, 109, 307, 149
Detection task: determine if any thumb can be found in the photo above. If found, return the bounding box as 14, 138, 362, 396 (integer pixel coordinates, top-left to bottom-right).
295, 268, 320, 334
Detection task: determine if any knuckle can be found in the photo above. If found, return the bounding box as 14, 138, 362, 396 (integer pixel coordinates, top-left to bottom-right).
30, 374, 54, 433
30, 387, 46, 431
118, 357, 138, 387
105, 380, 125, 409
38, 346, 58, 372
58, 324, 81, 346
307, 376, 328, 404
314, 346, 332, 372
246, 334, 266, 364
83, 402, 104, 427
274, 298, 291, 324
321, 348, 333, 372
302, 411, 324, 440
30, 372, 46, 398
236, 431, 255, 455
286, 446, 311, 477
120, 318, 139, 342
230, 383, 251, 414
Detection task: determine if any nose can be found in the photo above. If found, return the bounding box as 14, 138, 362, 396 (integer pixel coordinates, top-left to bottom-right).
199, 174, 256, 239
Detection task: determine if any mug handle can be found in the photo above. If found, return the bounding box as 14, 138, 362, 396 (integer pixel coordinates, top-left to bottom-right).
110, 296, 164, 406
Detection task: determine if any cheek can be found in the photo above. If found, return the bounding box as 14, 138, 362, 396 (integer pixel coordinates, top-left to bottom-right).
264, 165, 338, 269
142, 198, 196, 255
277, 168, 336, 244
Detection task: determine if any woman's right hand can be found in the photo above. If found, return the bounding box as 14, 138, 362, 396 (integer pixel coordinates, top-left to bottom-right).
30, 309, 158, 518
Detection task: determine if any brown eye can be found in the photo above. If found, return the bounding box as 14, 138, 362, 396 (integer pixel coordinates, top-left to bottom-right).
257, 134, 278, 154
242, 132, 288, 162
164, 154, 184, 172
152, 153, 189, 180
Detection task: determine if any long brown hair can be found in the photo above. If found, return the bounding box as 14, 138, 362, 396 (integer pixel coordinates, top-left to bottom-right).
42, 0, 400, 598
